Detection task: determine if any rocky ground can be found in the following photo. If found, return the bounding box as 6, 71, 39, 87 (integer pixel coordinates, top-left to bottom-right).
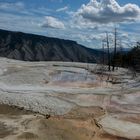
0, 57, 140, 140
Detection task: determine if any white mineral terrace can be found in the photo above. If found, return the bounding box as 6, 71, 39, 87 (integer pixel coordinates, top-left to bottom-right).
0, 57, 140, 139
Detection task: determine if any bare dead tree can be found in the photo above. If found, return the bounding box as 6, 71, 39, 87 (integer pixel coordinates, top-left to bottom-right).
112, 27, 117, 71
119, 39, 123, 67
102, 40, 105, 66
99, 40, 105, 79
106, 32, 111, 71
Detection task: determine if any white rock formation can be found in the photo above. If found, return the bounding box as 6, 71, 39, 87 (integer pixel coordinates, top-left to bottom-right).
99, 116, 140, 140
0, 57, 140, 139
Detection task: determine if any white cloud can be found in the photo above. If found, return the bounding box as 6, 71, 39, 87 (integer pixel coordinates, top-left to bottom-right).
0, 2, 24, 11
74, 0, 140, 25
56, 6, 68, 12
0, 0, 139, 49
0, 12, 45, 36
40, 16, 65, 29
75, 34, 102, 43
50, 0, 63, 2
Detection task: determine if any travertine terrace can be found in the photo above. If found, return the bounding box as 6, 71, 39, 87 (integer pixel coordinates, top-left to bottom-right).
0, 57, 140, 140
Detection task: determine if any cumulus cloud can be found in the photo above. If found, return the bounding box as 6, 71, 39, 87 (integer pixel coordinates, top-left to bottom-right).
41, 16, 65, 29
75, 0, 140, 25
56, 6, 68, 12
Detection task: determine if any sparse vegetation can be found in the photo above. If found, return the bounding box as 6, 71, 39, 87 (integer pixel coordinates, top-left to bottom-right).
112, 42, 140, 72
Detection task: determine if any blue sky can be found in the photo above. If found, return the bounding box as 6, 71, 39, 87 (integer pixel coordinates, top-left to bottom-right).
0, 0, 140, 49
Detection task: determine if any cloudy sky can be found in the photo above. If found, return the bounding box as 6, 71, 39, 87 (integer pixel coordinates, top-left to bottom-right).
0, 0, 140, 48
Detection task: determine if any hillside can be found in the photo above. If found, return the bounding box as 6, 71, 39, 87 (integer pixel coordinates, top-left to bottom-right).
0, 29, 102, 62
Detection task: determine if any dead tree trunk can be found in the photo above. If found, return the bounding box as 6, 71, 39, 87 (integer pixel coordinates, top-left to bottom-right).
112, 28, 117, 71
102, 40, 105, 65
119, 39, 123, 67
106, 32, 111, 71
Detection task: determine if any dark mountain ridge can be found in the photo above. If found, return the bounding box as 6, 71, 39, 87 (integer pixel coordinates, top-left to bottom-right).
0, 29, 103, 63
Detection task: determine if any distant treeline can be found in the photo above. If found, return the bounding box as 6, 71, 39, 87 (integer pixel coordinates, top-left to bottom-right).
113, 43, 140, 72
